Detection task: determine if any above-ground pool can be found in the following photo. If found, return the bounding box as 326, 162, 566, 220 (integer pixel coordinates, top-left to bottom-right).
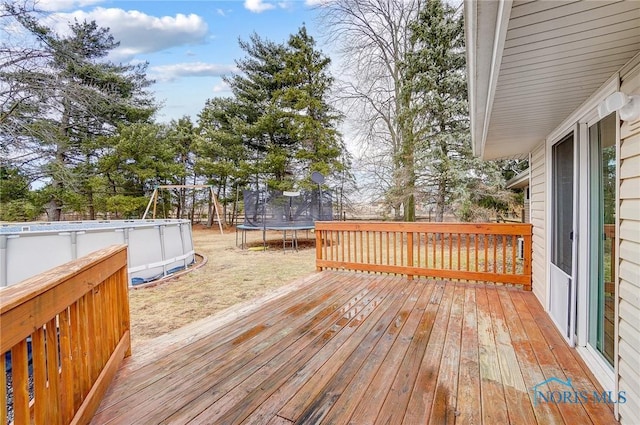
0, 219, 195, 287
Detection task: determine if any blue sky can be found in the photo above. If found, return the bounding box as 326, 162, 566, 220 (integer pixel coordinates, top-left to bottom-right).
39, 0, 325, 122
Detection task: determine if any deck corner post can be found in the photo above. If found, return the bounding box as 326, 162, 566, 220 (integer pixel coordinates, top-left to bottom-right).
523, 225, 533, 290
315, 227, 323, 271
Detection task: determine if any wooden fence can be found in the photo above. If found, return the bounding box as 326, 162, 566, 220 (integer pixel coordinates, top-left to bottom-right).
1, 245, 130, 425
315, 222, 532, 290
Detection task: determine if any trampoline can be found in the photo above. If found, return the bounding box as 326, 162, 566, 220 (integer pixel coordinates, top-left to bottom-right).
236, 189, 333, 251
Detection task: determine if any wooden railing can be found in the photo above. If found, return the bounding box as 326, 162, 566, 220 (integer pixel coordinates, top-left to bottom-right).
1, 245, 131, 425
315, 222, 532, 290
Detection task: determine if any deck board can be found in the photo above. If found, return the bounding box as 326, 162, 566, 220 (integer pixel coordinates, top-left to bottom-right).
92, 271, 619, 425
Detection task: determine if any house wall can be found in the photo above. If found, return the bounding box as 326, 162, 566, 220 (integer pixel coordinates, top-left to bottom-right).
617, 62, 640, 425
529, 143, 546, 306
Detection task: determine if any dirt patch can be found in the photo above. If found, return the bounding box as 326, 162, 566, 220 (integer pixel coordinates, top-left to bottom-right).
128, 225, 316, 350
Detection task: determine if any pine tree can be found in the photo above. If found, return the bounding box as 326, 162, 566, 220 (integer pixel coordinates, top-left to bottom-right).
402, 0, 469, 222
405, 0, 520, 222
223, 27, 345, 191
1, 9, 155, 220
275, 26, 345, 189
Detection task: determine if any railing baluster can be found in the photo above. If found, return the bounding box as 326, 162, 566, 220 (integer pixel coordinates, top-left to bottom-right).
331, 231, 334, 263
60, 308, 74, 423
484, 235, 488, 272
69, 298, 82, 407
79, 294, 91, 399
407, 232, 414, 280
87, 289, 99, 383
512, 235, 517, 274
33, 327, 48, 424
365, 231, 369, 265
0, 352, 6, 425
12, 340, 30, 425
466, 234, 470, 271
433, 233, 437, 268
448, 233, 453, 270
502, 235, 507, 274
492, 235, 498, 273
347, 231, 351, 263
46, 317, 62, 422
474, 233, 479, 272
372, 230, 377, 265
386, 232, 390, 266
359, 231, 364, 264
393, 232, 397, 266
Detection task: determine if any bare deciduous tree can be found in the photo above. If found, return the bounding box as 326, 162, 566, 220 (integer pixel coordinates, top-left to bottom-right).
318, 0, 422, 220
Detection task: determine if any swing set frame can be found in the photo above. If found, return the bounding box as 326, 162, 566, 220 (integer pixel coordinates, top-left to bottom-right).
142, 185, 224, 234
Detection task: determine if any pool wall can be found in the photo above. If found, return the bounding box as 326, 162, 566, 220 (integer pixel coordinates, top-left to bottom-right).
0, 219, 195, 287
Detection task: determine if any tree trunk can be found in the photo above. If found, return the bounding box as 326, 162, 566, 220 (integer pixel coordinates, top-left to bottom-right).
404, 193, 415, 222
221, 177, 228, 226
435, 176, 446, 222
87, 189, 95, 220
51, 99, 71, 222
402, 142, 416, 222
207, 191, 213, 228
232, 184, 239, 227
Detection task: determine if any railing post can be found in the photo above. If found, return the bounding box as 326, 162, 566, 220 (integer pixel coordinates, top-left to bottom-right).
407, 231, 414, 280
119, 265, 132, 357
523, 229, 533, 291
315, 227, 323, 271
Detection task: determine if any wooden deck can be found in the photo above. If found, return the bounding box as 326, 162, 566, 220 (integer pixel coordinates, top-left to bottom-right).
92, 271, 618, 425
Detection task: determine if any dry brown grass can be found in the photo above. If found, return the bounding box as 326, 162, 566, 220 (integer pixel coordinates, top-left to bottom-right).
128, 225, 316, 349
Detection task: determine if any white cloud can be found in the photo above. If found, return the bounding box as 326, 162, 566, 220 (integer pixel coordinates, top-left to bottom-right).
45, 8, 208, 61
150, 62, 237, 82
36, 0, 104, 12
304, 0, 333, 5
244, 0, 275, 13
212, 81, 231, 93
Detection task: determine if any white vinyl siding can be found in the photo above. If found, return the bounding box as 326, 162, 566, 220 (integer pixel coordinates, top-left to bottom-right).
477, 1, 640, 159
617, 62, 640, 425
530, 142, 546, 306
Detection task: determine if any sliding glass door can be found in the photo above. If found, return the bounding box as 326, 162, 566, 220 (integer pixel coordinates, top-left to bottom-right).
588, 112, 616, 366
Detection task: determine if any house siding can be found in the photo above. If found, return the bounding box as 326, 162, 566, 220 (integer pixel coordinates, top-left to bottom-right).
530, 142, 546, 306
617, 63, 640, 425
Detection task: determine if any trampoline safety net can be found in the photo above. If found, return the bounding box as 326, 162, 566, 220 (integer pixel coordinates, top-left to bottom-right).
243, 189, 333, 228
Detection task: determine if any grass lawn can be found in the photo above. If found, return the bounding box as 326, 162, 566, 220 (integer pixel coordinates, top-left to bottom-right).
127, 225, 316, 349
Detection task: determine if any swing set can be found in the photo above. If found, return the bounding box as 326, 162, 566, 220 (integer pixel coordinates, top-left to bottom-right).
142, 185, 224, 234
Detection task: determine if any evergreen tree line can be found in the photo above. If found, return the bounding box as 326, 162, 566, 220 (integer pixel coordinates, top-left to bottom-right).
1, 0, 525, 223
1, 2, 347, 222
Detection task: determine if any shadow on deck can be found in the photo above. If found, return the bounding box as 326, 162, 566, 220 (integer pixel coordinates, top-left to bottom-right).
92, 271, 618, 424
